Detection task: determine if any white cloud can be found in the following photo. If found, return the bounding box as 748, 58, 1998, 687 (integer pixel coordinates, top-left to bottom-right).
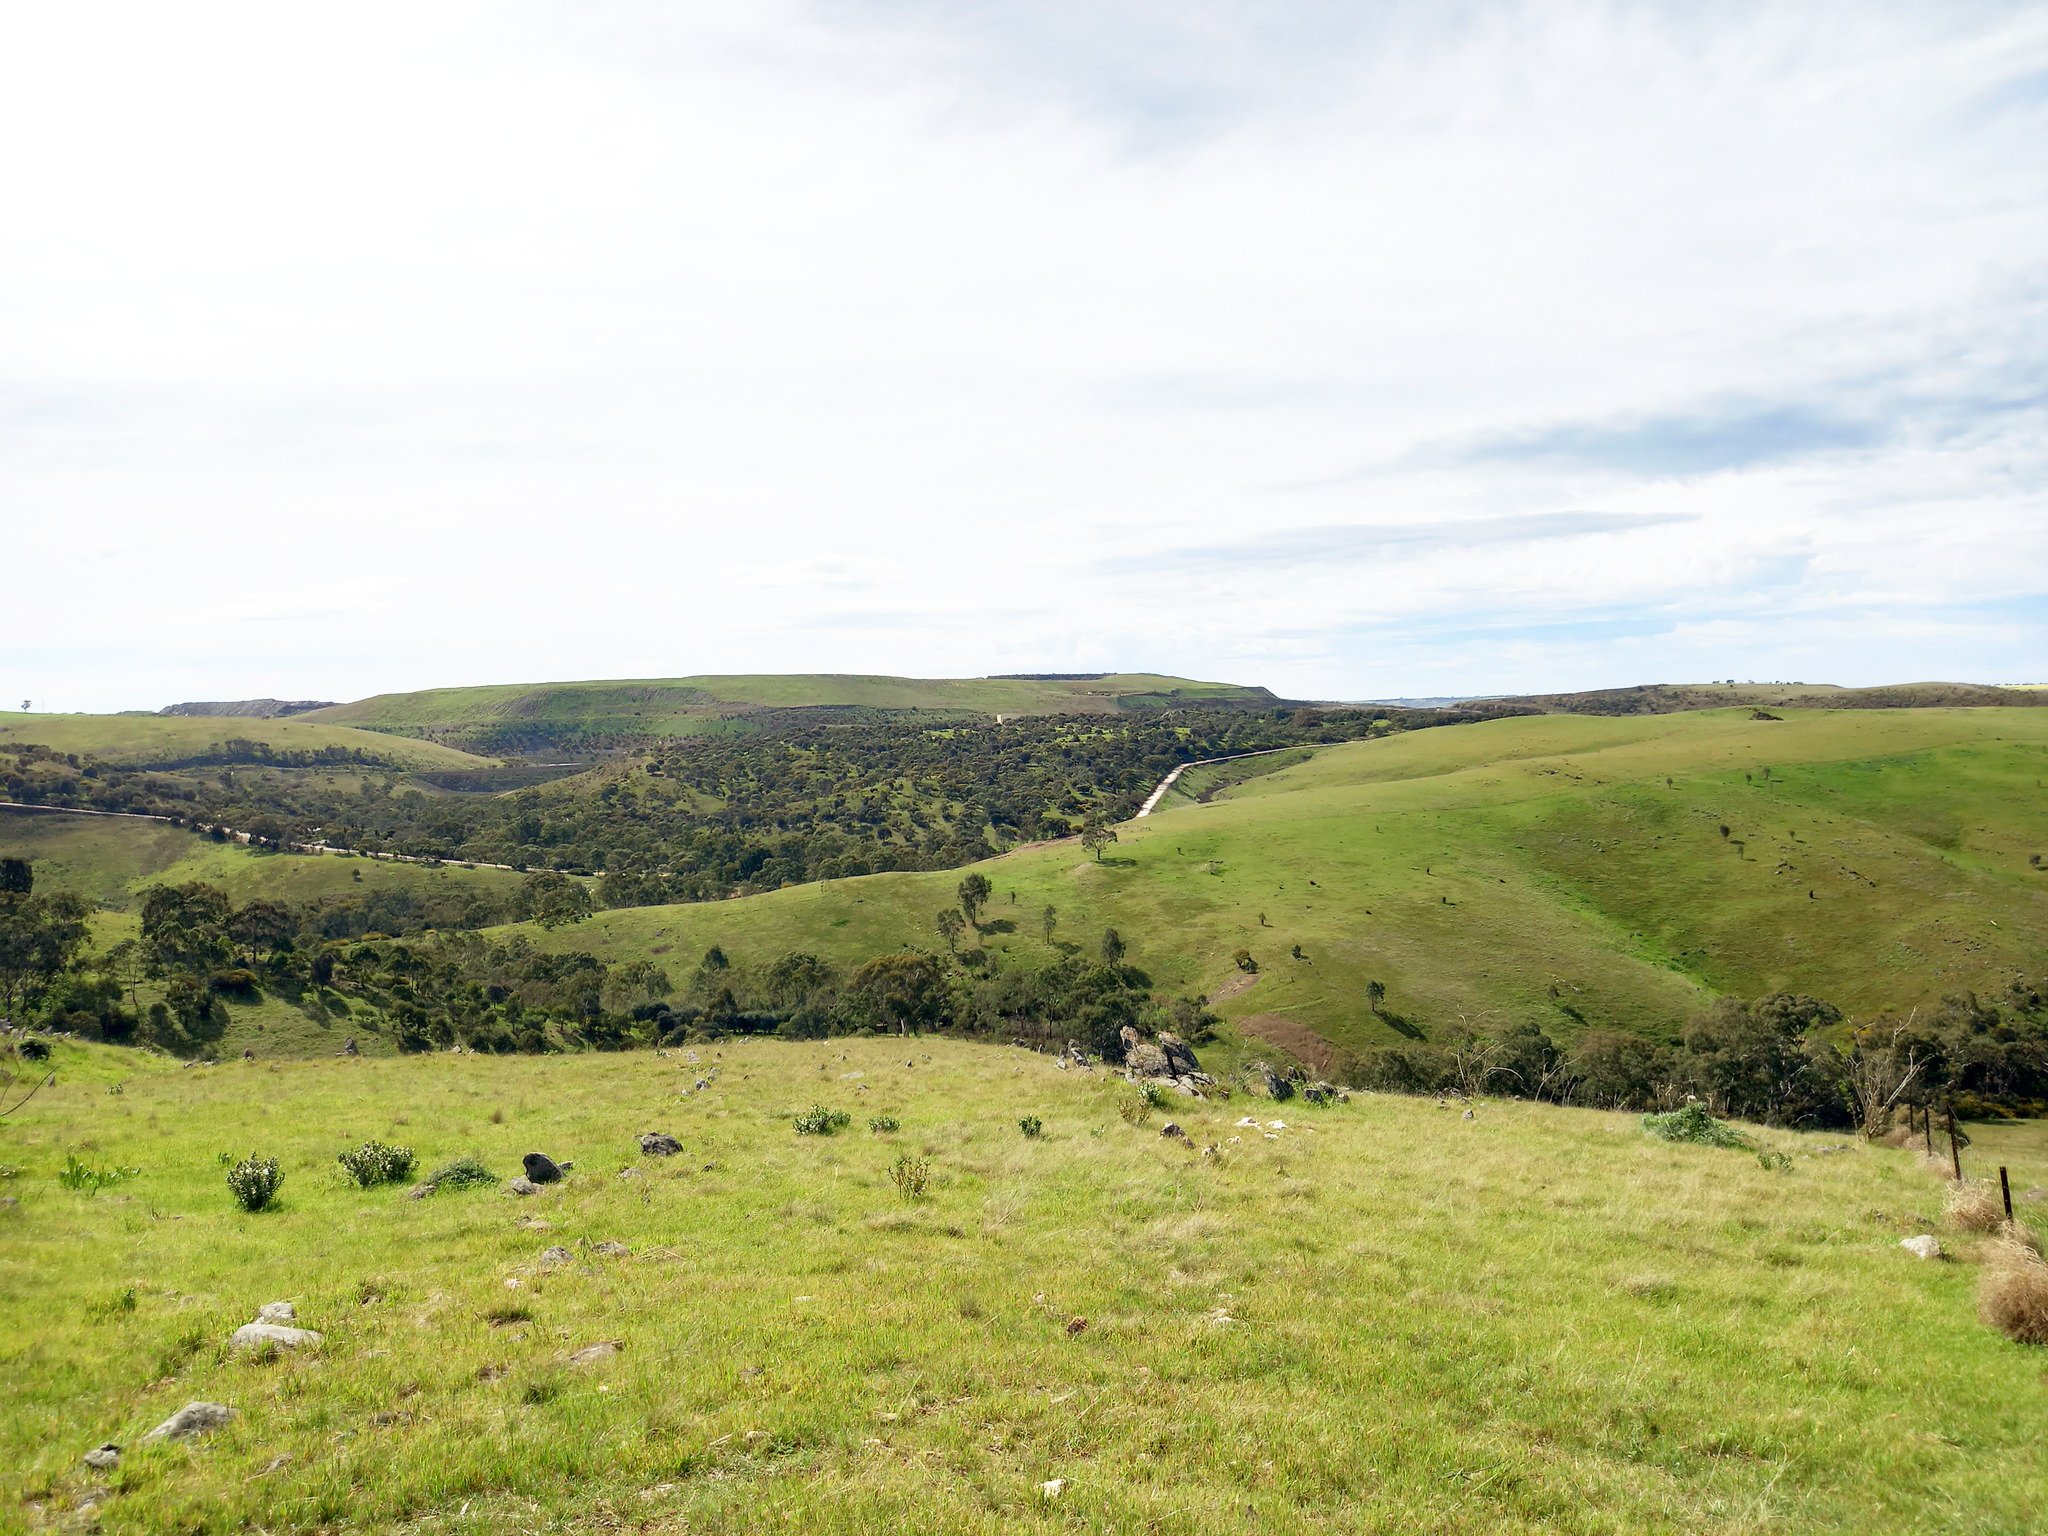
2, 0, 2043, 710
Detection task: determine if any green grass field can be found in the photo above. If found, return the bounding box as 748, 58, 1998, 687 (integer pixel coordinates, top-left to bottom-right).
304, 673, 1273, 740
514, 709, 2048, 1053
0, 713, 494, 770
3, 1036, 2042, 1534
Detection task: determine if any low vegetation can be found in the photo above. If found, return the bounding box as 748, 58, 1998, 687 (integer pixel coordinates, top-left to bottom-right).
2, 1036, 2043, 1534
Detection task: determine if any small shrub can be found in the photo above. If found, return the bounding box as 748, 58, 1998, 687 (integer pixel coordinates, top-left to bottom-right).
18, 1037, 50, 1062
1641, 1102, 1751, 1149
1116, 1091, 1151, 1124
1138, 1082, 1168, 1110
794, 1105, 851, 1136
421, 1154, 496, 1193
59, 1154, 139, 1195
868, 1116, 900, 1134
1756, 1149, 1793, 1172
889, 1153, 932, 1200
1944, 1180, 2005, 1233
1018, 1116, 1043, 1139
337, 1140, 418, 1189
227, 1156, 283, 1212
1978, 1241, 2048, 1345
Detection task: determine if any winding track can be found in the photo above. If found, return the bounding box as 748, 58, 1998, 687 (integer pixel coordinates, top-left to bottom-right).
1134, 746, 1302, 818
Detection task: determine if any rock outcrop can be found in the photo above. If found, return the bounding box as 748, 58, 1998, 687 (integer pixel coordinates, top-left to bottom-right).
1118, 1027, 1219, 1097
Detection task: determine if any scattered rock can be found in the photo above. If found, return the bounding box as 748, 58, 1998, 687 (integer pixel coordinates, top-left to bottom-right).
231, 1321, 323, 1354
1159, 1122, 1187, 1140
1462, 1109, 1475, 1121
143, 1402, 232, 1442
638, 1133, 682, 1158
539, 1245, 573, 1266
342, 1037, 358, 1056
1065, 1316, 1087, 1336
405, 1182, 436, 1200
83, 1443, 120, 1471
567, 1340, 622, 1367
1040, 1478, 1067, 1500
618, 1168, 646, 1181
522, 1153, 566, 1184
514, 1215, 552, 1230
504, 1177, 541, 1197
256, 1301, 296, 1323
1901, 1235, 1944, 1261
592, 1241, 630, 1257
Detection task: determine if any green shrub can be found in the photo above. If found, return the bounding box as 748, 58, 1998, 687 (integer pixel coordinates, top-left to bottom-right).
337, 1140, 417, 1189
58, 1154, 139, 1195
868, 1115, 900, 1134
1641, 1102, 1750, 1149
420, 1154, 496, 1193
1019, 1115, 1044, 1139
1756, 1149, 1792, 1172
794, 1105, 851, 1136
227, 1156, 283, 1212
889, 1153, 932, 1200
18, 1037, 50, 1062
1139, 1083, 1168, 1110
1116, 1091, 1152, 1124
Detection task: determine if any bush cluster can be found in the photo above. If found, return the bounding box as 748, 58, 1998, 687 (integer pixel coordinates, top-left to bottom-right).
1641, 1102, 1750, 1148
337, 1140, 417, 1188
420, 1154, 496, 1192
227, 1156, 283, 1212
794, 1105, 851, 1136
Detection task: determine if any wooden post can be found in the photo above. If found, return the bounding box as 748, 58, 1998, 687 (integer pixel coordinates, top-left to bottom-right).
2001, 1166, 2014, 1221
1945, 1099, 1962, 1181
1922, 1105, 1932, 1156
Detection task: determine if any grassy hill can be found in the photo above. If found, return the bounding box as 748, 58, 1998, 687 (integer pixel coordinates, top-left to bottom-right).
0, 712, 494, 770
3, 1035, 2043, 1533
1482, 681, 2048, 715
514, 709, 2048, 1054
0, 808, 525, 916
303, 673, 1275, 748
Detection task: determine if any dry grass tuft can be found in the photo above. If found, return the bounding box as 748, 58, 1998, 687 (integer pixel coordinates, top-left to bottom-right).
1977, 1239, 2048, 1346
1943, 1180, 2004, 1233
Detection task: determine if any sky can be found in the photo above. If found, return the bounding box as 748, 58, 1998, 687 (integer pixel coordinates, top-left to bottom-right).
3, 0, 2045, 712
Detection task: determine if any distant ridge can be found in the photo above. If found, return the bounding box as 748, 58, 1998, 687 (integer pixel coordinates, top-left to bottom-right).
300, 672, 1277, 752
1479, 681, 2048, 715
160, 699, 337, 719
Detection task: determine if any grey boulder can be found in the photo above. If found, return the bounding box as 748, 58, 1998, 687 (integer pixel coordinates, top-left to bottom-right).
143, 1402, 232, 1442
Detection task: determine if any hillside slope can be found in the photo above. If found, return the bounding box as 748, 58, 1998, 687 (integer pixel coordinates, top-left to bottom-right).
2, 1037, 2041, 1534
0, 712, 493, 770
517, 709, 2048, 1050
304, 673, 1275, 747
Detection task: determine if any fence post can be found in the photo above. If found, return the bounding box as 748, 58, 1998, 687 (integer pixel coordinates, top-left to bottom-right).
1922, 1104, 1933, 1156
1945, 1099, 1962, 1181
2001, 1166, 2013, 1222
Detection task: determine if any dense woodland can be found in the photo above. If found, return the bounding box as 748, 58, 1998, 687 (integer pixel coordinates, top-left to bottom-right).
0, 704, 1519, 906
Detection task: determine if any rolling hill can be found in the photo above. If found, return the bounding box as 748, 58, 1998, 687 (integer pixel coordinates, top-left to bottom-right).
512, 708, 2048, 1054
0, 712, 494, 771
301, 673, 1277, 750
